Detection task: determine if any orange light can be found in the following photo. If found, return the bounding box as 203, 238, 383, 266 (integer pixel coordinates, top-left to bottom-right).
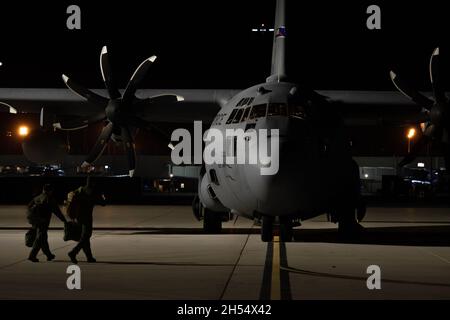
407, 128, 416, 139
18, 126, 29, 137
419, 123, 426, 132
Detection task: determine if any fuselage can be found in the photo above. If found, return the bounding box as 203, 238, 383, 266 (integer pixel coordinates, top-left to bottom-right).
202, 81, 356, 219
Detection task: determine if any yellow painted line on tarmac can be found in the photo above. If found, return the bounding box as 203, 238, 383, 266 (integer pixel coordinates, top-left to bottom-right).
270, 236, 281, 300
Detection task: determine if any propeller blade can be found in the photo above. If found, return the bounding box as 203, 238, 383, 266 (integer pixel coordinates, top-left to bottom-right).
398, 135, 429, 167
390, 71, 434, 109
149, 93, 184, 104
0, 102, 17, 114
122, 56, 157, 103
134, 94, 185, 108
53, 113, 106, 131
121, 126, 136, 177
423, 123, 438, 138
100, 46, 121, 100
62, 75, 109, 107
429, 47, 447, 104
127, 116, 170, 141
82, 121, 114, 167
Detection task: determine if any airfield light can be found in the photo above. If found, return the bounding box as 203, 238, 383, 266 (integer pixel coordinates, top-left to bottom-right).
170, 173, 174, 178
0, 62, 2, 67
407, 128, 416, 153
364, 173, 369, 179
407, 128, 416, 139
417, 162, 425, 168
18, 126, 29, 137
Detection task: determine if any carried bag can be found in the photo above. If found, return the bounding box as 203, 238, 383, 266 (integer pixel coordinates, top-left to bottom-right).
64, 221, 82, 241
66, 188, 82, 220
25, 228, 37, 247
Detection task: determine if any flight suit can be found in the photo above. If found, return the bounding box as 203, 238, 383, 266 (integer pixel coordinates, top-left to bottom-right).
28, 193, 67, 260
69, 187, 105, 261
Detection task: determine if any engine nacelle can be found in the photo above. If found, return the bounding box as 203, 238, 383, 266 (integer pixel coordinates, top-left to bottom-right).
22, 129, 68, 165
198, 172, 228, 212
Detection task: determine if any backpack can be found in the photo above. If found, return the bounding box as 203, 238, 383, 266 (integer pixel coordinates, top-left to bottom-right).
26, 200, 44, 225
66, 188, 83, 220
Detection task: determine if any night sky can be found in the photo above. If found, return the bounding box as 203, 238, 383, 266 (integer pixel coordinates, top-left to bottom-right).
0, 1, 448, 90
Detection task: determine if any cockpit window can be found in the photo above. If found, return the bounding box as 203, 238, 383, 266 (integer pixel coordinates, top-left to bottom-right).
236, 98, 246, 107
232, 108, 244, 123
289, 105, 305, 119
249, 104, 267, 119
267, 103, 288, 116
241, 107, 251, 122
226, 109, 239, 124
236, 97, 255, 108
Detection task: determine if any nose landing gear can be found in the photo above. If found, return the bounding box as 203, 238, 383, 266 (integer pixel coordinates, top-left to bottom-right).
261, 216, 275, 242
279, 216, 294, 242
260, 215, 297, 242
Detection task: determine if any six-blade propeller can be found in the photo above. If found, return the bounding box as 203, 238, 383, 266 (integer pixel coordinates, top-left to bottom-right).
60, 46, 183, 176
390, 47, 449, 170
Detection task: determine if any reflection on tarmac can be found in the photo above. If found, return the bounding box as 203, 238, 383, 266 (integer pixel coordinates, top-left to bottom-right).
0, 205, 449, 299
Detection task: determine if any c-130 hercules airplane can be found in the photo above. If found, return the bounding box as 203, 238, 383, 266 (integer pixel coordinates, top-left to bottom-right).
1, 0, 448, 241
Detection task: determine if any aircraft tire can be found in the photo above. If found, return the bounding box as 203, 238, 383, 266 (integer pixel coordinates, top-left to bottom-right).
261, 216, 274, 242
279, 217, 293, 242
203, 209, 222, 234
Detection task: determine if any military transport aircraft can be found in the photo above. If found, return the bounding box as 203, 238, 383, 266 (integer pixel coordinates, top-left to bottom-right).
0, 0, 448, 241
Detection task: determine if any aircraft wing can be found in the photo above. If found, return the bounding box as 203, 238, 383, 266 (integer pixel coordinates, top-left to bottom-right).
319, 90, 427, 126
0, 88, 239, 124
0, 88, 430, 127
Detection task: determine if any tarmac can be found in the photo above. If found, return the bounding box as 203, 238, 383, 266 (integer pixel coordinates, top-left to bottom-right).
0, 205, 449, 299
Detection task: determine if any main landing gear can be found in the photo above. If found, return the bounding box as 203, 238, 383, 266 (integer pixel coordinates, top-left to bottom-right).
338, 218, 365, 238
261, 215, 297, 242
192, 195, 223, 233
203, 208, 223, 233
336, 206, 366, 239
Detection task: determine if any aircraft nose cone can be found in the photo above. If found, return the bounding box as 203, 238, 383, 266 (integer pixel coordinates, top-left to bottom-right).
244, 119, 317, 215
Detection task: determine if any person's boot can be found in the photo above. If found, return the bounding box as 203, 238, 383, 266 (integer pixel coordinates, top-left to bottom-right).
47, 254, 56, 261
68, 251, 78, 264
28, 256, 39, 263
84, 246, 96, 263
